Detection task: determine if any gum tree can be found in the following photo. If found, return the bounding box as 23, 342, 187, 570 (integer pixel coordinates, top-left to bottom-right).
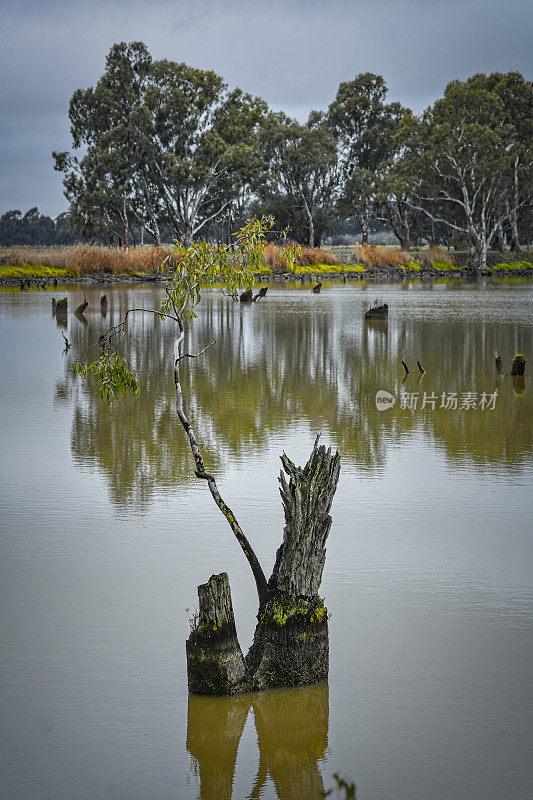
396, 77, 532, 269
54, 42, 266, 245
256, 112, 339, 247
327, 73, 408, 244
74, 217, 341, 695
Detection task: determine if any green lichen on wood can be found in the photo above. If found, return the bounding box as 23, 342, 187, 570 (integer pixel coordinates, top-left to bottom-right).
259, 595, 327, 628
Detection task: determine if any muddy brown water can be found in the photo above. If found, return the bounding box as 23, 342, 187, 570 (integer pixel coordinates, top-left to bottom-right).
1, 279, 532, 800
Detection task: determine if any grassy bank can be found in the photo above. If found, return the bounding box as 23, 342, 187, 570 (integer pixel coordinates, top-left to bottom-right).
1, 244, 531, 280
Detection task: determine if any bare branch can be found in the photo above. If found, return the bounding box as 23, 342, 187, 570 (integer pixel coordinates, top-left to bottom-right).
176, 340, 216, 362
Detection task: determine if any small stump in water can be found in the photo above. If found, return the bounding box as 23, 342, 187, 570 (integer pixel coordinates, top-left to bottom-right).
365, 303, 388, 320
186, 572, 249, 695
511, 354, 526, 376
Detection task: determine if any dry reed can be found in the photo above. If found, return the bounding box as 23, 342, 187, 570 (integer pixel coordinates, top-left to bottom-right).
7, 245, 179, 275
262, 242, 340, 272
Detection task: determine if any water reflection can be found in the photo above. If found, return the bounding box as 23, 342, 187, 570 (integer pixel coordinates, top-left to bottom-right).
187, 684, 329, 800
51, 285, 531, 510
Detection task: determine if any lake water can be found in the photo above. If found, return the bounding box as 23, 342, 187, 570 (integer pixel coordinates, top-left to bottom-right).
1, 279, 532, 800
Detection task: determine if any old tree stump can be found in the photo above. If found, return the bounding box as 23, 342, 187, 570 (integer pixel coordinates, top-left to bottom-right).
186, 573, 249, 695
186, 439, 341, 695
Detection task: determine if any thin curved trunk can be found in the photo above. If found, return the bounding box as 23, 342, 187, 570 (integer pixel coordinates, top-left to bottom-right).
173, 326, 268, 606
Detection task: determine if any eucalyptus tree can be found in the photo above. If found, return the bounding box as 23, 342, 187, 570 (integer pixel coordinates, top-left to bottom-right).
73, 218, 340, 694
54, 42, 266, 245
327, 73, 408, 243
462, 72, 533, 251
256, 111, 339, 246
396, 75, 532, 269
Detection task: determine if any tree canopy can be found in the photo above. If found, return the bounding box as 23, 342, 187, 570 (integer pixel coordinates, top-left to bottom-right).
44, 44, 533, 266
395, 73, 533, 267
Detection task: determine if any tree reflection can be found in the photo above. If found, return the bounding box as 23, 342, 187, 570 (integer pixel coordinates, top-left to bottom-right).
186, 683, 329, 800
57, 286, 531, 510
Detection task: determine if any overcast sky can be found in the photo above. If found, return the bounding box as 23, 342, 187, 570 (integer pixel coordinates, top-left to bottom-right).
1, 0, 531, 217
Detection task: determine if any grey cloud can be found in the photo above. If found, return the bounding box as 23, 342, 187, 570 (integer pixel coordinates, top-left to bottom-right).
1, 0, 531, 216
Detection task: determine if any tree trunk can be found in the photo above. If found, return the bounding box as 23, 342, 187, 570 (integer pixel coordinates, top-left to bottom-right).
510, 209, 521, 252
493, 221, 505, 252
183, 223, 193, 247
122, 197, 129, 248
186, 573, 249, 695
510, 161, 521, 252
301, 195, 315, 248
186, 439, 341, 695
246, 440, 341, 691
472, 240, 488, 271
361, 202, 369, 245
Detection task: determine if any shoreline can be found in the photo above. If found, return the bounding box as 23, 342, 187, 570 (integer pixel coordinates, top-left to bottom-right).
2, 264, 533, 287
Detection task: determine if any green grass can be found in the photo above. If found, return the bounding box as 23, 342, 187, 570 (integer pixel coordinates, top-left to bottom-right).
432, 260, 462, 271
0, 265, 71, 278
491, 260, 532, 271
285, 263, 365, 274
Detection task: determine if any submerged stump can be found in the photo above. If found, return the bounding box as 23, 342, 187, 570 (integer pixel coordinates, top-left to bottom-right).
186, 572, 249, 695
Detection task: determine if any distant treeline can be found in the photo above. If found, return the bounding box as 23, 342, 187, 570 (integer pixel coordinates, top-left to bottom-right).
0, 206, 180, 247
45, 42, 533, 268
0, 208, 80, 246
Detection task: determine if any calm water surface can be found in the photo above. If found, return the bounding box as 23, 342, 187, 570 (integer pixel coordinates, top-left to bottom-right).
1, 279, 532, 800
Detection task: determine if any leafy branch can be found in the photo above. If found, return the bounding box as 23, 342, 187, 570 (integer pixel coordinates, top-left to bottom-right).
70, 215, 296, 605
74, 354, 140, 403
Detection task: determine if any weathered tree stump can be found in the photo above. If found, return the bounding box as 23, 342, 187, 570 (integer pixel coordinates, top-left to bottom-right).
186, 572, 249, 695
75, 296, 88, 315
494, 349, 505, 375
511, 353, 526, 376
54, 297, 68, 322
312, 282, 322, 294
239, 289, 253, 302
246, 440, 340, 690
365, 303, 388, 320
253, 286, 268, 301
186, 440, 341, 695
